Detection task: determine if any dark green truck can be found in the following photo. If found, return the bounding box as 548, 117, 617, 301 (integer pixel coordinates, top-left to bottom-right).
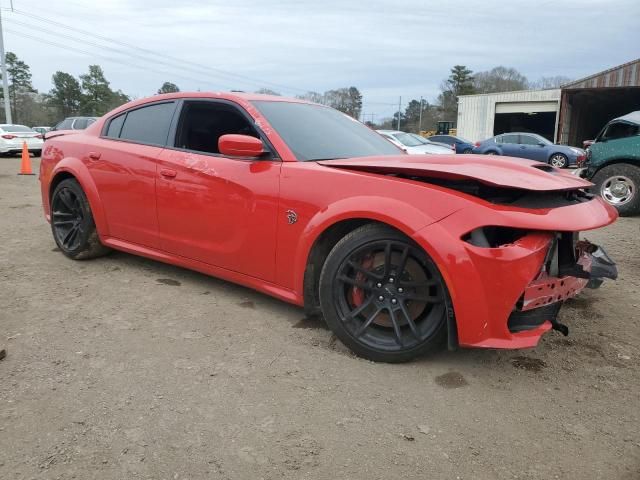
579, 111, 640, 216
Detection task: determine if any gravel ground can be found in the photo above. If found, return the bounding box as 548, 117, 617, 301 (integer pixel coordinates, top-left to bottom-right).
1, 157, 639, 480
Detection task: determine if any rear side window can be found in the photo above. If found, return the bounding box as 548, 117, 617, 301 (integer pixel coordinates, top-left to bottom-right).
105, 113, 126, 138
119, 102, 175, 146
56, 118, 73, 130
502, 134, 519, 144
73, 118, 88, 129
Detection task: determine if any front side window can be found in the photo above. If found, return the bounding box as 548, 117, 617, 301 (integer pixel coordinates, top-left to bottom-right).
252, 101, 401, 161
174, 101, 260, 155
119, 102, 176, 146
601, 122, 639, 141
519, 135, 540, 145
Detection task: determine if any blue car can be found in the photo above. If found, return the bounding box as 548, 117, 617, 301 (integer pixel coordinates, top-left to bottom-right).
428, 134, 475, 154
472, 132, 585, 168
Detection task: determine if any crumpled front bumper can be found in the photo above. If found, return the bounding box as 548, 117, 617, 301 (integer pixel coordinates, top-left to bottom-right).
411, 197, 618, 349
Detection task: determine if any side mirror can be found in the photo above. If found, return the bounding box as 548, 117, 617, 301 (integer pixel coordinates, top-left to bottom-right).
218, 134, 265, 158
538, 142, 545, 147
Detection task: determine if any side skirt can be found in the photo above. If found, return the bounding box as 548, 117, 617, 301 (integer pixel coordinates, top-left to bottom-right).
101, 237, 303, 306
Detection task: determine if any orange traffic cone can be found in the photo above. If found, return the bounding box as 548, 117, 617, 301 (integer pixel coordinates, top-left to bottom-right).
18, 141, 35, 176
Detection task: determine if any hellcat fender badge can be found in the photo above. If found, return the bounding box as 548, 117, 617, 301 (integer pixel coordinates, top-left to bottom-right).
286, 210, 298, 224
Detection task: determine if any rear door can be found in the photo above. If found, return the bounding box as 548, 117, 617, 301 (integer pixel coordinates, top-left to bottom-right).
499, 133, 521, 157
87, 101, 177, 248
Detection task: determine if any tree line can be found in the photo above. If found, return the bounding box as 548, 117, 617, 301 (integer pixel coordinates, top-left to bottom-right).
0, 51, 131, 125
0, 52, 568, 133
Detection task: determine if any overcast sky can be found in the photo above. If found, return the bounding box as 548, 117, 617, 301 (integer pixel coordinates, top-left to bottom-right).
4, 0, 639, 119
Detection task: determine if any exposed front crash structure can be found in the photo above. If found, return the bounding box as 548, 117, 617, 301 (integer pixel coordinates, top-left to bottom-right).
412, 196, 618, 349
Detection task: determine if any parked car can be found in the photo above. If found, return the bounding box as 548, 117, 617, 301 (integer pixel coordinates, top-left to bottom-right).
407, 133, 455, 151
428, 134, 475, 154
579, 111, 640, 216
40, 92, 617, 362
52, 116, 98, 131
0, 124, 43, 156
472, 132, 585, 168
32, 126, 52, 136
377, 130, 452, 154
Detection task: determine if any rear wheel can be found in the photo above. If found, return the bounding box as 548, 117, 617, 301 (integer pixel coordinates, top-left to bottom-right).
486, 151, 497, 155
592, 163, 640, 216
462, 148, 473, 154
549, 153, 568, 168
319, 224, 449, 363
50, 178, 111, 259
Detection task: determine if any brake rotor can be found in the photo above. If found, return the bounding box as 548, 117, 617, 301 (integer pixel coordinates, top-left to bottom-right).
349, 251, 429, 327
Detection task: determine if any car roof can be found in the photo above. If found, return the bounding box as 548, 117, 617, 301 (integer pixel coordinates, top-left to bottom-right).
376, 130, 403, 134
612, 111, 640, 125
0, 123, 30, 128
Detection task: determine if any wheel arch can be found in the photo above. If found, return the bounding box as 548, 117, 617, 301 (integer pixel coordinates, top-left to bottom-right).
591, 158, 640, 177
48, 159, 109, 237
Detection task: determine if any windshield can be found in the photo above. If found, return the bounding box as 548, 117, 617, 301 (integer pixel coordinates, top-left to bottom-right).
1, 125, 35, 133
251, 101, 402, 161
392, 132, 424, 147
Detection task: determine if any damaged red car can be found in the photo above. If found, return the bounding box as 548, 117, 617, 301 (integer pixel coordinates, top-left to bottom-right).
39, 93, 618, 362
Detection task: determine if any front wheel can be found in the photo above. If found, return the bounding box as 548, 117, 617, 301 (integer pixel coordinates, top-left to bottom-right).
549, 153, 568, 168
319, 224, 449, 363
592, 163, 640, 216
50, 178, 112, 259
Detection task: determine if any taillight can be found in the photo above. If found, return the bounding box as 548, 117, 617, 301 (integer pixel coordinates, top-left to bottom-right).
474, 142, 480, 147
576, 154, 586, 168
1, 134, 16, 139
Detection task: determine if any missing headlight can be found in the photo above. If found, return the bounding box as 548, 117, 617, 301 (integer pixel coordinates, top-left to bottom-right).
463, 226, 529, 248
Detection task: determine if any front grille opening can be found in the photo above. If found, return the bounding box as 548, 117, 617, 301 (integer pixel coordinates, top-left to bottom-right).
463, 226, 529, 248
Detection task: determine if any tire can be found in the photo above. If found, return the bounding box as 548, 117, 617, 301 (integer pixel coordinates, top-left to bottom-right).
462, 148, 473, 154
592, 163, 640, 216
486, 151, 497, 155
33, 150, 42, 157
549, 153, 568, 168
319, 224, 449, 363
50, 178, 112, 260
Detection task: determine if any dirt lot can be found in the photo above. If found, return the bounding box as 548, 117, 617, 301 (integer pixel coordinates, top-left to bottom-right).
1, 157, 639, 480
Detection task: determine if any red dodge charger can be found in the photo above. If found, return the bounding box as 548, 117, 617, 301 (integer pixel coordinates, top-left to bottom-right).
39, 92, 618, 362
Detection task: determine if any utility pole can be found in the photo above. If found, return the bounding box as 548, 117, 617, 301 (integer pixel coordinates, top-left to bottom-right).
0, 4, 12, 124
418, 97, 424, 134
396, 96, 401, 130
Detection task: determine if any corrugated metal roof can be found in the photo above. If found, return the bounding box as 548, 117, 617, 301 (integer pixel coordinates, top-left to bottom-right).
562, 58, 640, 89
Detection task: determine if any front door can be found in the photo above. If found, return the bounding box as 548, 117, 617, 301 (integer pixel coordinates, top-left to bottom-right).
155, 100, 281, 281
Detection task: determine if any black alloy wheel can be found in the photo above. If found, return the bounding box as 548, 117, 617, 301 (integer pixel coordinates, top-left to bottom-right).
320, 224, 449, 362
50, 178, 111, 259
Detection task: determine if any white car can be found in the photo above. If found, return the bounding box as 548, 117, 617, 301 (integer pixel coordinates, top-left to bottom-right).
377, 130, 452, 155
0, 124, 43, 156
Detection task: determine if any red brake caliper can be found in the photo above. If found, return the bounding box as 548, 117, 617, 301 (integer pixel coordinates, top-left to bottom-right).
350, 254, 374, 307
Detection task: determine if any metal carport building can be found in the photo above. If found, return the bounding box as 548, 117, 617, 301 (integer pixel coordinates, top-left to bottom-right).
557, 58, 640, 146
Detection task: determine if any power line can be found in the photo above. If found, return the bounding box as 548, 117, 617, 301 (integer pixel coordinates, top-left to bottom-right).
4, 28, 230, 90
2, 7, 308, 94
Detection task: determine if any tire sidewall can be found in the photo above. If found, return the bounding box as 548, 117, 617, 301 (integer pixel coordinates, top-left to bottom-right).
319, 225, 448, 363
51, 179, 97, 258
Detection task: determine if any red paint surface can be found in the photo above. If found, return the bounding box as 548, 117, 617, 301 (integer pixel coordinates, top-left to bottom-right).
39, 92, 618, 350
